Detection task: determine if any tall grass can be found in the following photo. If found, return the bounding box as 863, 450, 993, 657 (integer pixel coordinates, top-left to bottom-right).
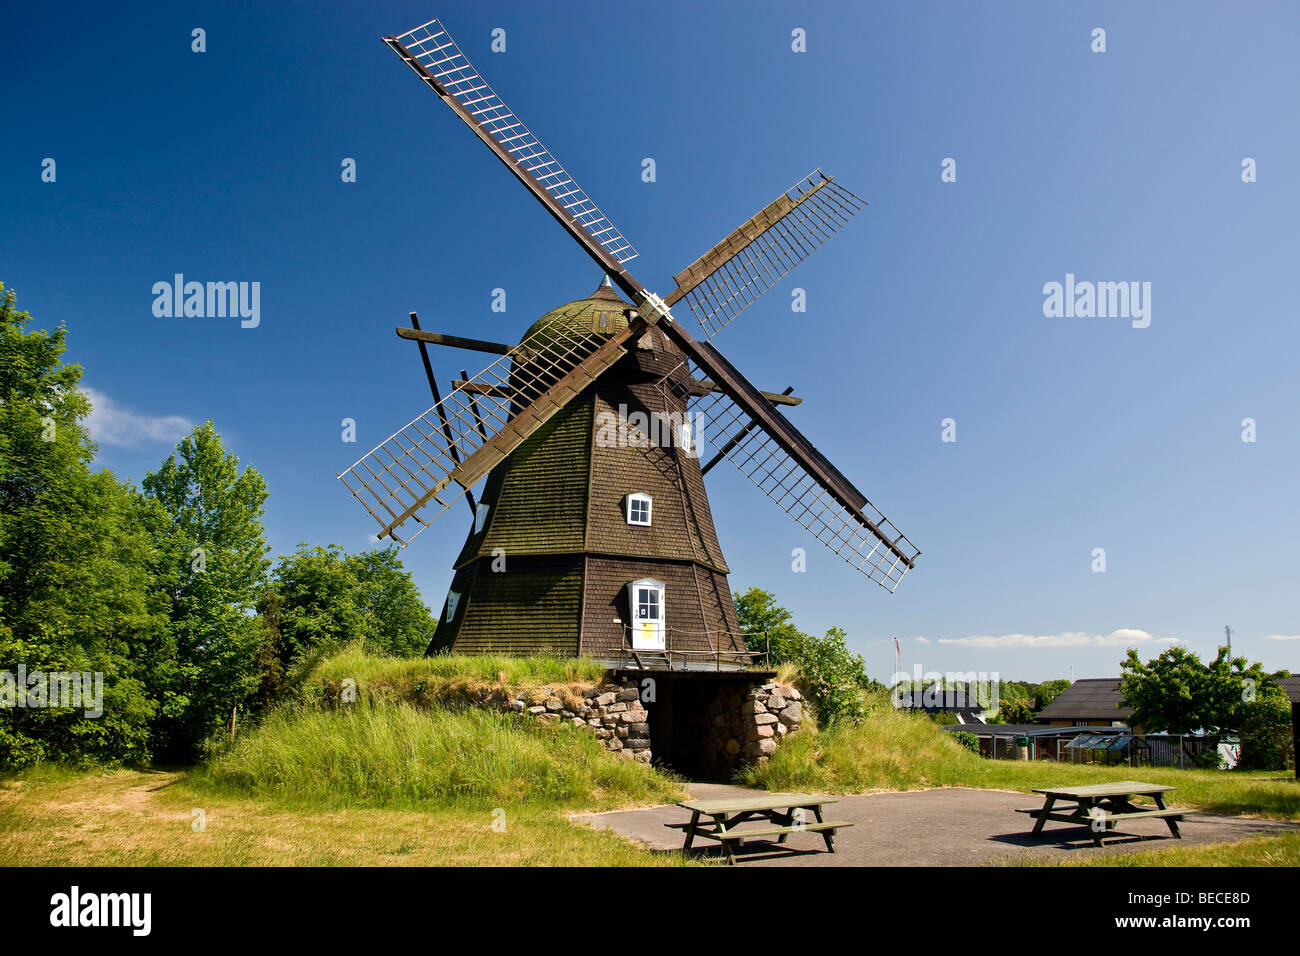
201, 701, 682, 811
303, 644, 609, 710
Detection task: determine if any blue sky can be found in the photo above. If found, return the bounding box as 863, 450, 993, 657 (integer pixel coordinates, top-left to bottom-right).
4, 1, 1298, 682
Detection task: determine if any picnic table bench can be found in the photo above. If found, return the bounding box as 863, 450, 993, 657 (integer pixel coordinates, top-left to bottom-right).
668, 793, 852, 864
1017, 781, 1186, 846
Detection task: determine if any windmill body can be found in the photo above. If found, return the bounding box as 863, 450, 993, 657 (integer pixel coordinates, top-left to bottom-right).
340, 18, 921, 672
433, 282, 745, 662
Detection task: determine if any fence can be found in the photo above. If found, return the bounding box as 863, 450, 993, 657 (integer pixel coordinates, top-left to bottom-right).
969, 732, 1238, 769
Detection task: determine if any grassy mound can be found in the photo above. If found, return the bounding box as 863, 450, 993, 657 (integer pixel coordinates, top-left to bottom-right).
739, 701, 973, 792
303, 645, 608, 711
200, 701, 681, 811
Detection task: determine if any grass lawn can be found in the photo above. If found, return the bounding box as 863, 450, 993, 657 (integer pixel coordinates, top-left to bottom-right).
1012, 831, 1300, 867
0, 767, 694, 866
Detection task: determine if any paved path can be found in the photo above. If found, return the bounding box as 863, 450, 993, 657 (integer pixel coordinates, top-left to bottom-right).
576, 785, 1300, 866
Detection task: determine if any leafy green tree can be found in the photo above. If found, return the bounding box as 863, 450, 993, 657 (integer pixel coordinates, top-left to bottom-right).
349, 548, 438, 657
992, 696, 1035, 724
735, 588, 873, 723
1119, 645, 1284, 736
1032, 679, 1071, 710
143, 421, 270, 758
268, 543, 437, 667
1237, 688, 1294, 771
735, 587, 806, 664
0, 285, 165, 766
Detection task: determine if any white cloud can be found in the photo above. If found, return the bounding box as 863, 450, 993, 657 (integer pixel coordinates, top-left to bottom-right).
81, 387, 191, 449
1265, 634, 1300, 642
937, 628, 1157, 649
915, 636, 931, 644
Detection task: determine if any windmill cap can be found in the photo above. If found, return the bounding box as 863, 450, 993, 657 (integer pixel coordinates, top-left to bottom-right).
520, 276, 632, 345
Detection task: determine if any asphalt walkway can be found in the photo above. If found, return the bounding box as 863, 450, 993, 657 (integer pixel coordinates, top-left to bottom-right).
576, 784, 1299, 866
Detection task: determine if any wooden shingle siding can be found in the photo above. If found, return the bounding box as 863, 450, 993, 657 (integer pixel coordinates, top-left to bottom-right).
580, 557, 742, 659
449, 554, 584, 656
586, 384, 728, 571
423, 288, 742, 660
457, 393, 594, 566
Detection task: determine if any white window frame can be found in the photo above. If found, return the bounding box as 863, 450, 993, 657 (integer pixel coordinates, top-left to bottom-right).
474, 502, 490, 534
444, 590, 462, 623
625, 492, 652, 526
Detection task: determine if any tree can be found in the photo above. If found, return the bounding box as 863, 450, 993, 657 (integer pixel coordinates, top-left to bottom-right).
268, 543, 437, 665
0, 285, 166, 767
1119, 645, 1284, 736
734, 587, 873, 723
1032, 679, 1071, 711
735, 587, 806, 663
993, 697, 1035, 724
143, 421, 270, 758
348, 548, 438, 657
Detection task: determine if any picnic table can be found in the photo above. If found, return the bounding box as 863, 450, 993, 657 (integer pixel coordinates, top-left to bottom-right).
1017, 781, 1186, 846
668, 792, 852, 864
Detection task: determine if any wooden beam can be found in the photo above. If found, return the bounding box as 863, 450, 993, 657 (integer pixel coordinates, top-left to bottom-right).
685, 378, 801, 406
396, 327, 512, 355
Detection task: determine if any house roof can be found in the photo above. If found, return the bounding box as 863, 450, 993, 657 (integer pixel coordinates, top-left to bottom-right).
1279, 675, 1300, 703
898, 690, 988, 715
1035, 678, 1134, 722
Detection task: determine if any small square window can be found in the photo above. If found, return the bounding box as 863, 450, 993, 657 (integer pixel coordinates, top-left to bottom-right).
625, 493, 652, 526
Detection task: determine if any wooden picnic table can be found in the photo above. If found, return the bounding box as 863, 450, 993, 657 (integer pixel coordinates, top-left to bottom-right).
668, 793, 853, 864
1017, 781, 1186, 846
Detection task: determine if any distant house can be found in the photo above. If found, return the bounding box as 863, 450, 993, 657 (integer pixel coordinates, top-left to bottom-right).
898, 688, 989, 723
1035, 678, 1135, 729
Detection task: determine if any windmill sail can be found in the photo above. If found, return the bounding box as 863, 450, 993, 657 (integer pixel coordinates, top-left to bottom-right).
666, 170, 866, 337
340, 316, 648, 542
662, 324, 919, 591
385, 19, 639, 271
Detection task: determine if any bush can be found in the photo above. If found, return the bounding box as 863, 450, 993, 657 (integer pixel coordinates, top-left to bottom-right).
1238, 695, 1294, 771
951, 731, 980, 754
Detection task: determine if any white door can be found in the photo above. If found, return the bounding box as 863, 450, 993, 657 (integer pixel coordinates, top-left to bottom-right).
628, 578, 666, 651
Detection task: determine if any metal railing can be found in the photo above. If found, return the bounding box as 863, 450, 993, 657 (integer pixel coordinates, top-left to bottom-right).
618, 625, 770, 671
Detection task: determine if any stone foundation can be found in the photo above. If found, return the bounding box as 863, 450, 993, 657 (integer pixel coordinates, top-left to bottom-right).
507, 674, 803, 772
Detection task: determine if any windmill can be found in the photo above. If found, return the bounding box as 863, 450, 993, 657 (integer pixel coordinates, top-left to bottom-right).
340, 18, 920, 667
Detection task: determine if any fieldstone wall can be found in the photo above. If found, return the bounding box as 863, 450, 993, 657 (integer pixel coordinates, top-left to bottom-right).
511, 676, 653, 763
506, 675, 803, 771
740, 681, 804, 762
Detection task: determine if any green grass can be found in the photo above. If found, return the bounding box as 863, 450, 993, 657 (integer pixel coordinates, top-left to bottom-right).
303, 645, 609, 710
199, 701, 682, 811
0, 768, 695, 866
1012, 832, 1300, 867
741, 706, 1300, 819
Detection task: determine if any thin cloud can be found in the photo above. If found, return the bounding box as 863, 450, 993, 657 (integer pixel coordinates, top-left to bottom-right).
81, 387, 191, 449
937, 628, 1157, 649
1265, 634, 1300, 642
